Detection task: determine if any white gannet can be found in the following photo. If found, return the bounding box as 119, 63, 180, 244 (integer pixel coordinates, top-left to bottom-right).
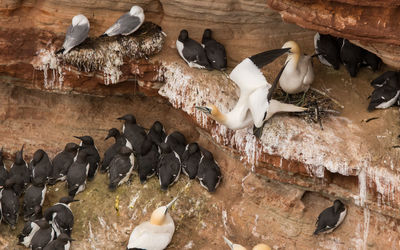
279, 41, 315, 95
196, 49, 306, 132
127, 197, 178, 250
100, 6, 144, 37
223, 236, 247, 250
56, 14, 90, 55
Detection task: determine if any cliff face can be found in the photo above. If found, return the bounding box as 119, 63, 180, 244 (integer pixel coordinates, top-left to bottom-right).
267, 0, 400, 68
0, 0, 400, 249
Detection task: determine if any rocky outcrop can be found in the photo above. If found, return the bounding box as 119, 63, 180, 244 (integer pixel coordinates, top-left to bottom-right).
267, 0, 400, 68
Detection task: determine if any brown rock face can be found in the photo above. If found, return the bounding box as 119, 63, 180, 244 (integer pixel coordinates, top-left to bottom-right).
1, 0, 400, 249
267, 0, 400, 67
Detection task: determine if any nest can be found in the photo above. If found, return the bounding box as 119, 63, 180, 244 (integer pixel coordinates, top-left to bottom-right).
61, 22, 165, 85
272, 88, 343, 129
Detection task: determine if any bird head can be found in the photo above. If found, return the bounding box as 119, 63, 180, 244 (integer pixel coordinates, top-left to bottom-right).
130, 5, 144, 16
14, 145, 25, 165
282, 41, 301, 55
223, 236, 247, 250
252, 244, 271, 250
74, 135, 94, 146
196, 104, 220, 117
150, 197, 178, 225
178, 30, 189, 42
202, 28, 212, 43
105, 128, 120, 141
333, 199, 345, 213
117, 114, 136, 124
72, 14, 89, 26
65, 142, 79, 153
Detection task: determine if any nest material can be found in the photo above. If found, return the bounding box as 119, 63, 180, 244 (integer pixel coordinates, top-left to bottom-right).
61, 22, 165, 84
272, 88, 343, 127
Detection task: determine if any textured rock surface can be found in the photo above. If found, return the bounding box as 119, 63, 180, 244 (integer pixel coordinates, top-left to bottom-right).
0, 0, 400, 249
267, 0, 400, 68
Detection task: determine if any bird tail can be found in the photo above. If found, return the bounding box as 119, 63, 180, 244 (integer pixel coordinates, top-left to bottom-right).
56, 48, 65, 54
265, 100, 307, 121
109, 182, 117, 191
99, 33, 108, 38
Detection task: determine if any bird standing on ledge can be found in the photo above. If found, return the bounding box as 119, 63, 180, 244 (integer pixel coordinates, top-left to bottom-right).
100, 6, 144, 37
56, 14, 90, 55
196, 48, 306, 135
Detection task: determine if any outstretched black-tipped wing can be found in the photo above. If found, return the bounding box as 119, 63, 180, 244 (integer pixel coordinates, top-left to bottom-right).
267, 62, 288, 101
249, 48, 290, 69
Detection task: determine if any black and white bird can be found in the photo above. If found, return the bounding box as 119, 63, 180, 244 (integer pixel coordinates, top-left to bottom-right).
74, 135, 100, 181
340, 39, 363, 77
56, 14, 90, 55
44, 196, 78, 237
147, 121, 166, 146
368, 71, 400, 111
197, 148, 222, 192
280, 41, 315, 95
100, 5, 145, 37
101, 128, 132, 173
1, 180, 19, 229
314, 33, 341, 70
49, 143, 79, 185
158, 143, 181, 191
9, 145, 30, 196
66, 148, 91, 197
201, 28, 227, 70
165, 131, 187, 159
18, 218, 41, 248
196, 48, 306, 136
30, 219, 56, 250
43, 233, 75, 250
137, 135, 159, 184
108, 146, 135, 190
314, 199, 347, 235
23, 184, 46, 221
118, 114, 146, 154
361, 49, 381, 72
181, 142, 202, 179
176, 29, 211, 69
0, 147, 9, 187
29, 149, 52, 186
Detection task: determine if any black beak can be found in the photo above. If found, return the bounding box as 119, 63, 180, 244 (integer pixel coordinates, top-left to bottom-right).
117, 117, 125, 121
74, 136, 83, 141
104, 134, 112, 141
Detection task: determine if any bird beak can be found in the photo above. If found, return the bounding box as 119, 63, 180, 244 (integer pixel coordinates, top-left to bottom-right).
223, 236, 234, 249
165, 197, 178, 214
104, 134, 112, 141
195, 106, 211, 114
74, 136, 83, 141
72, 199, 80, 203
21, 144, 24, 153
117, 116, 125, 121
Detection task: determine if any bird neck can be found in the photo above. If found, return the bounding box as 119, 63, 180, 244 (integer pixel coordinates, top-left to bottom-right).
287, 53, 300, 70
209, 107, 227, 125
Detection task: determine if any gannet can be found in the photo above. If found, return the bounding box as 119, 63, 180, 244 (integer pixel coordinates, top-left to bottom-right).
56, 14, 90, 55
279, 41, 315, 95
196, 48, 306, 131
127, 197, 178, 250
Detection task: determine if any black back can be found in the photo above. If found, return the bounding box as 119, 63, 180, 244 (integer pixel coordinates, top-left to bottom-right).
165, 131, 187, 159
75, 136, 100, 181
102, 128, 128, 173
181, 143, 201, 179
158, 143, 181, 190
44, 202, 74, 236
50, 143, 79, 184
202, 29, 227, 70
23, 185, 45, 221
368, 76, 400, 111
197, 148, 222, 192
340, 39, 363, 77
316, 33, 341, 70
370, 71, 398, 89
108, 147, 134, 190
9, 146, 30, 196
178, 29, 211, 69
138, 136, 159, 183
314, 200, 346, 235
43, 233, 73, 250
120, 115, 146, 154
0, 147, 9, 186
30, 149, 52, 186
1, 187, 19, 227
30, 219, 55, 249
67, 148, 91, 196
361, 49, 381, 71
148, 121, 166, 146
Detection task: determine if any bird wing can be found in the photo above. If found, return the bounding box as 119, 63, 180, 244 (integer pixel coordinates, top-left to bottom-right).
229, 58, 270, 94
105, 13, 142, 36
62, 24, 89, 53
248, 87, 269, 128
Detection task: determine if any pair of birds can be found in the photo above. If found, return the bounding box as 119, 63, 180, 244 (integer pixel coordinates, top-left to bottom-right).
368, 71, 400, 111
18, 196, 77, 249
104, 115, 222, 192
196, 41, 314, 136
314, 33, 381, 77
56, 5, 145, 55
176, 29, 227, 70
